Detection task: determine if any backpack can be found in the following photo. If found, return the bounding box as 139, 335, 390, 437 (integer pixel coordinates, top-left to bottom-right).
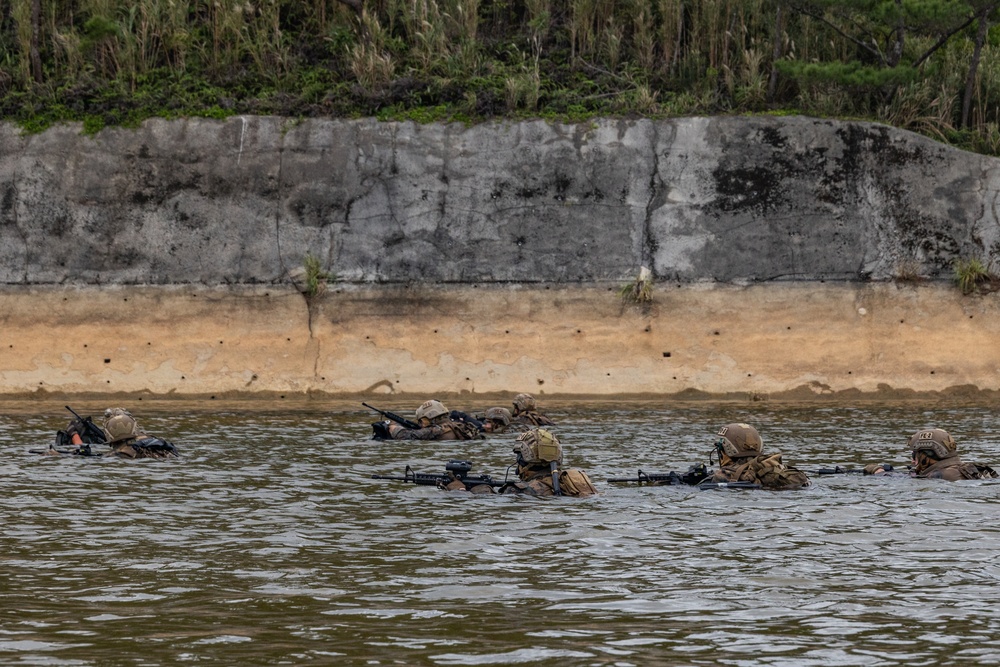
558, 469, 598, 496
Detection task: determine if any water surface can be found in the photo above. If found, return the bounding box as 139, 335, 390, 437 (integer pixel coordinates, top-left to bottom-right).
1, 400, 998, 665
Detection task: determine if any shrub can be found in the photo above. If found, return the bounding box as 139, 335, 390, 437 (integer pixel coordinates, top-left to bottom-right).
954, 258, 991, 295
619, 266, 653, 304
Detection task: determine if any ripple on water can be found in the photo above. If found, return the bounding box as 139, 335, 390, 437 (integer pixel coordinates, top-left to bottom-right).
2, 401, 1000, 665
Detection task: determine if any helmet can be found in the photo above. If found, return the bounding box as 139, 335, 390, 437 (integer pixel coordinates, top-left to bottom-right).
415, 400, 449, 422
512, 393, 536, 413
484, 407, 512, 427
715, 423, 762, 458
103, 407, 139, 444
514, 428, 562, 465
909, 428, 957, 460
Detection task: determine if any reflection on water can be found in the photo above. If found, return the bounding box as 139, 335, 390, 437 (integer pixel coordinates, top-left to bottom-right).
1, 399, 999, 666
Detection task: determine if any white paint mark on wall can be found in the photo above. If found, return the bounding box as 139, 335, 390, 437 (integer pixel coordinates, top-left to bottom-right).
237, 116, 247, 166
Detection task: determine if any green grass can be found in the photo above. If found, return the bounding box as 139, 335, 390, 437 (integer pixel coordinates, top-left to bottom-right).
4, 0, 1000, 157
954, 258, 992, 295
303, 254, 332, 298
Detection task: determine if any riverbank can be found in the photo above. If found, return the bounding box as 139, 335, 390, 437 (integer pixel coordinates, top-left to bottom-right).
1, 282, 997, 402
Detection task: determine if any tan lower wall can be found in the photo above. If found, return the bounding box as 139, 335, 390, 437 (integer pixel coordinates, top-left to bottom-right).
1, 283, 997, 401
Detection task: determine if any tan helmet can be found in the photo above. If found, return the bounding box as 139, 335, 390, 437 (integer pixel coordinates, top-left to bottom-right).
513, 428, 562, 465
715, 423, 763, 458
414, 400, 449, 422
103, 407, 139, 444
512, 393, 536, 413
909, 428, 957, 460
484, 407, 512, 427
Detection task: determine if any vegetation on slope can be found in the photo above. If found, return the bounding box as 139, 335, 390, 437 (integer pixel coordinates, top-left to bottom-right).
3, 1, 1000, 154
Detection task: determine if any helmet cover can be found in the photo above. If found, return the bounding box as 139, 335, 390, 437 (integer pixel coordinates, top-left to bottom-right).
103, 407, 139, 444
484, 407, 512, 427
415, 400, 449, 422
514, 428, 562, 464
512, 393, 537, 413
909, 428, 957, 460
715, 423, 763, 458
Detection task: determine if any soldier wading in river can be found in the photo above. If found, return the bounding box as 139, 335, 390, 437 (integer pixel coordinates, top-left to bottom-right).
101, 408, 180, 459
44, 407, 179, 458
479, 406, 528, 434
385, 400, 484, 441
865, 428, 997, 480
706, 423, 810, 490
510, 393, 554, 427
498, 428, 597, 497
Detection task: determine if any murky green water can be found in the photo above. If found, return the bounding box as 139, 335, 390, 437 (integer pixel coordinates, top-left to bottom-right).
2, 399, 999, 666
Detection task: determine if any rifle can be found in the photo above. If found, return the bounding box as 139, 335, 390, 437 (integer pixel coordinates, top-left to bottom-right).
807, 464, 894, 475
372, 459, 509, 491
550, 460, 562, 496
696, 481, 762, 490
363, 402, 420, 430
449, 409, 485, 432
29, 444, 99, 457
56, 405, 107, 446
607, 464, 712, 486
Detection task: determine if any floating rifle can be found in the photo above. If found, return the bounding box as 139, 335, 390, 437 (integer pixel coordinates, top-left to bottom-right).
363, 402, 420, 440
607, 464, 713, 486
64, 406, 108, 444
807, 464, 894, 475
29, 444, 99, 457
372, 459, 509, 491
449, 409, 485, 432
46, 406, 108, 453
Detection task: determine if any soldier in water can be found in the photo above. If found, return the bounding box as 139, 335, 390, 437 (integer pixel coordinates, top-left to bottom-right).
705, 422, 810, 490
499, 428, 597, 497
510, 393, 554, 427
479, 407, 528, 434
44, 407, 179, 458
101, 408, 180, 458
385, 400, 484, 441
865, 428, 997, 480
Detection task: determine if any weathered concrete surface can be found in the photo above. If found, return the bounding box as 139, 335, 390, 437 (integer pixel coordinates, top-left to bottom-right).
0, 284, 996, 399
0, 115, 997, 285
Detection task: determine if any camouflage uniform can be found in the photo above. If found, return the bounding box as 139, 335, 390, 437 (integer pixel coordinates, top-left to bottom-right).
43, 408, 178, 458
510, 393, 555, 427
102, 408, 180, 459
387, 400, 484, 441
873, 429, 998, 481
707, 423, 810, 490
480, 407, 528, 434
498, 429, 598, 497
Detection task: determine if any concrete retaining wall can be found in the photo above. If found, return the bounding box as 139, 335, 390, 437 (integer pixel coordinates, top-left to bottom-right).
2, 116, 998, 399
1, 283, 996, 399
1, 115, 997, 286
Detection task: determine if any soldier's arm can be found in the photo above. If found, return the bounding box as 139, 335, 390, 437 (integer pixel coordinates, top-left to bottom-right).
387, 423, 444, 440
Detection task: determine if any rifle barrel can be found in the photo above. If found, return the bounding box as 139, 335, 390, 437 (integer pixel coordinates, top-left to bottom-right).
371, 474, 421, 482
606, 471, 678, 483
697, 481, 762, 490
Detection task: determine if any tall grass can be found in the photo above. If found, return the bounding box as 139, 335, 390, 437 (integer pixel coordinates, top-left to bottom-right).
3, 0, 1000, 156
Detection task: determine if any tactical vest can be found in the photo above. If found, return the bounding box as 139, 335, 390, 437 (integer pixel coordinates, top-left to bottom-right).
512, 411, 554, 426
717, 453, 810, 490
501, 468, 598, 497
110, 437, 180, 459
445, 421, 484, 441
918, 456, 998, 480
